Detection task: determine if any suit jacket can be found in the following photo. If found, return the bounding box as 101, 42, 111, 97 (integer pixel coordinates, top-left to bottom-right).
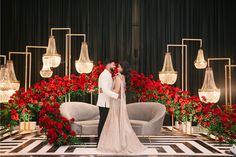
96, 69, 119, 108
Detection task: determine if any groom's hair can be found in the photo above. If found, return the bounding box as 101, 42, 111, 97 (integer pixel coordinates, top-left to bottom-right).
104, 59, 115, 65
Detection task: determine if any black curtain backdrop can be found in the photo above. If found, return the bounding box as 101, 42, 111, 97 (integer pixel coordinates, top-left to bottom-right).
1, 0, 236, 122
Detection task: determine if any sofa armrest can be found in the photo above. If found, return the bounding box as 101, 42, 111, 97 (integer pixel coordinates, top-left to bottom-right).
141, 104, 166, 135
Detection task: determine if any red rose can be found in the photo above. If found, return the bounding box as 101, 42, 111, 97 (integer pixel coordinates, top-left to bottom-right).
181, 110, 186, 114
196, 104, 202, 113
70, 131, 76, 136
11, 110, 19, 121
70, 118, 75, 122
62, 134, 68, 140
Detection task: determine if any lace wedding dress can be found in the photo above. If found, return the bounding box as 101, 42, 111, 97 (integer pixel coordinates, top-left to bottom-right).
97, 74, 146, 153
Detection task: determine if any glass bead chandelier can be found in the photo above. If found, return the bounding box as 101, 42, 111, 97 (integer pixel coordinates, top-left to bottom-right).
0, 64, 15, 103
7, 60, 20, 90
198, 67, 221, 103
75, 42, 93, 74
194, 48, 207, 69
40, 57, 53, 78
159, 52, 177, 85
43, 36, 61, 68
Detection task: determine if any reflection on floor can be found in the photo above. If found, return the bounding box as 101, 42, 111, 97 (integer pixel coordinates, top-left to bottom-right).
0, 127, 234, 156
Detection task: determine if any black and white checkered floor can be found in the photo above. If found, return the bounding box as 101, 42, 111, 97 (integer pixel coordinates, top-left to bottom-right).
0, 127, 235, 156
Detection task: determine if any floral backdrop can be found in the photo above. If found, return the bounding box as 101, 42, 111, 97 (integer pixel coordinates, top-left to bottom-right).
0, 62, 235, 145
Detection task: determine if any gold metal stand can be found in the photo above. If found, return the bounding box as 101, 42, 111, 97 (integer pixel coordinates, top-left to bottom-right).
25, 46, 48, 89
182, 38, 202, 48
0, 55, 7, 64
65, 34, 86, 102
8, 52, 32, 91
167, 44, 188, 131
50, 28, 71, 76
65, 33, 86, 79
167, 44, 188, 91
207, 58, 231, 111
225, 64, 235, 109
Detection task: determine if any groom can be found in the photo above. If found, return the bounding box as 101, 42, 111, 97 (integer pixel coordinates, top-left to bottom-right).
96, 59, 119, 143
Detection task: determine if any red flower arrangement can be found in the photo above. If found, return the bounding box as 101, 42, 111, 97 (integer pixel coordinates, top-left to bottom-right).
0, 62, 235, 145
39, 103, 77, 145
196, 103, 236, 144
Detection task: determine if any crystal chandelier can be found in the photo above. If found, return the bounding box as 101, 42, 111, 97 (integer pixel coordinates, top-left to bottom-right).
40, 57, 53, 78
0, 65, 15, 103
7, 60, 20, 90
0, 65, 10, 90
194, 48, 207, 69
75, 42, 93, 74
43, 36, 61, 68
198, 67, 221, 103
159, 52, 177, 85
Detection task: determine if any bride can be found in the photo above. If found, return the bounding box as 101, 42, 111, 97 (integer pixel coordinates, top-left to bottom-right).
97, 61, 146, 153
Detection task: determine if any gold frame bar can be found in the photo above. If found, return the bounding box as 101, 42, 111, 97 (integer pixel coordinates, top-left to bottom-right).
8, 52, 32, 91
167, 44, 187, 131
65, 33, 86, 79
182, 38, 203, 48
50, 28, 71, 76
225, 64, 235, 109
207, 58, 231, 111
66, 33, 89, 103
0, 55, 7, 64
25, 46, 48, 89
167, 44, 188, 91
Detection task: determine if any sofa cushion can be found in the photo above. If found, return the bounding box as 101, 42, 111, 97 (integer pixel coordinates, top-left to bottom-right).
74, 120, 99, 126
130, 120, 148, 126
81, 125, 98, 135
72, 120, 99, 135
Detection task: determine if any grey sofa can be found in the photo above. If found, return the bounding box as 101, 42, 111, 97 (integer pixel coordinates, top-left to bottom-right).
60, 102, 166, 136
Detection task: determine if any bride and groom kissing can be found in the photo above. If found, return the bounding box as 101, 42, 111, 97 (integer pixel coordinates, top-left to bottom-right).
96, 59, 146, 153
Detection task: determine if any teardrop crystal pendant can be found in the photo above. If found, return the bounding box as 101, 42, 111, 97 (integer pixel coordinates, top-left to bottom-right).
75, 42, 93, 74
43, 36, 61, 68
194, 48, 207, 69
6, 60, 20, 90
159, 52, 177, 85
40, 57, 53, 78
198, 67, 220, 103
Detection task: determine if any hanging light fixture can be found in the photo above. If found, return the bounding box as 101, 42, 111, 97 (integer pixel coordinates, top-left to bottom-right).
6, 60, 20, 90
198, 67, 220, 103
194, 48, 207, 69
0, 65, 10, 90
159, 52, 177, 85
75, 42, 93, 74
0, 64, 15, 103
40, 57, 53, 78
43, 36, 61, 68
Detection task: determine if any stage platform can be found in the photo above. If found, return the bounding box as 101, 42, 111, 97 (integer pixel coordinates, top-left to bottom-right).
0, 126, 234, 157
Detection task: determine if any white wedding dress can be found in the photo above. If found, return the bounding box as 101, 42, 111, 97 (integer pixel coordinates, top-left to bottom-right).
97, 74, 146, 154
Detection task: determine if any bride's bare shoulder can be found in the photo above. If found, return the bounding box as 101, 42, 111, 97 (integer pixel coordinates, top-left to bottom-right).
114, 73, 124, 81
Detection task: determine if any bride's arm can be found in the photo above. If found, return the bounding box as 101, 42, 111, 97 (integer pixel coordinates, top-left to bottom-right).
113, 76, 121, 94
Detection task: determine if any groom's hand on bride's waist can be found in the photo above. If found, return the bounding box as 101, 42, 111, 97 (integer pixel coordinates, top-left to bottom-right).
100, 88, 120, 98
